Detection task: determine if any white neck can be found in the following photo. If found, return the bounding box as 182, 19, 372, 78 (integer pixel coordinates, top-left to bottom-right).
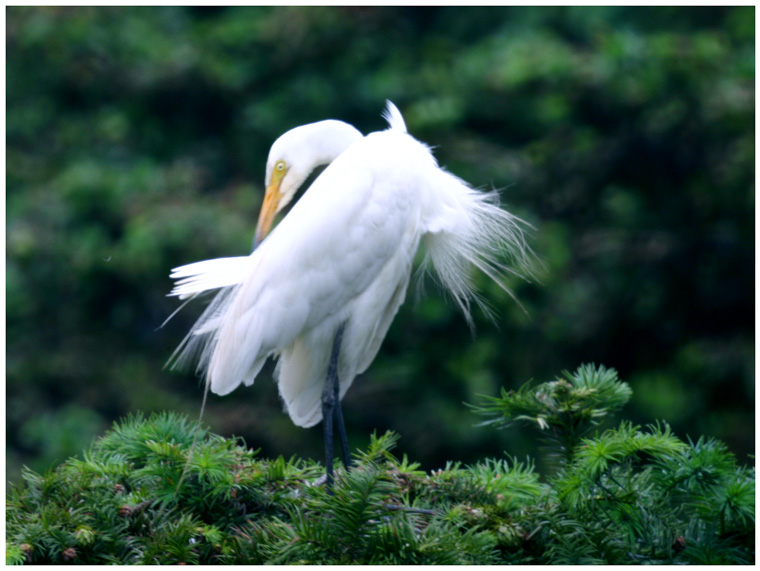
268, 120, 364, 209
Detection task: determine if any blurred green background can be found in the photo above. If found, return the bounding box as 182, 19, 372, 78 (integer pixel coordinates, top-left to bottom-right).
6, 6, 754, 483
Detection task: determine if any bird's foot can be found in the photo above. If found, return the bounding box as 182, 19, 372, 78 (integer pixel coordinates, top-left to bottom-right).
311, 467, 350, 490
311, 473, 329, 488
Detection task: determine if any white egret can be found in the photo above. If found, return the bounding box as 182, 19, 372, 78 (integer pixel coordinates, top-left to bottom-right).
168, 101, 535, 486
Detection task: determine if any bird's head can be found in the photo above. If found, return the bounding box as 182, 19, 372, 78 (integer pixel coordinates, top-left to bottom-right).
254, 119, 363, 247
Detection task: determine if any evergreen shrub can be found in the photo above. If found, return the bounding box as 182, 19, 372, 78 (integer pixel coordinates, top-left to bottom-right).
6, 365, 754, 564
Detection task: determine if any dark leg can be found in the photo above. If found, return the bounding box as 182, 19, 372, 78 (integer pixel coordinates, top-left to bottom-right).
334, 385, 352, 472
321, 383, 335, 489
322, 323, 347, 491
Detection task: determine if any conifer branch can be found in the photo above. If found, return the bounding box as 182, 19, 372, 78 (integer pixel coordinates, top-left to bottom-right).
5, 365, 754, 565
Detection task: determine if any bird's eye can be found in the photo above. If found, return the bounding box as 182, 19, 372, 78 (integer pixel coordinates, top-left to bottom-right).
275, 161, 286, 172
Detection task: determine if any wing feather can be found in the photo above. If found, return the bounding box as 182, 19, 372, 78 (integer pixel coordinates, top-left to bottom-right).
168, 121, 535, 428
174, 142, 414, 401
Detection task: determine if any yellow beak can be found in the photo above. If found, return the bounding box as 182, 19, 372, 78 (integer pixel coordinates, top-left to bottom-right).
254, 179, 283, 248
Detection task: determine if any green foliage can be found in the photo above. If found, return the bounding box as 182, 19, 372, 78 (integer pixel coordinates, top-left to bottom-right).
473, 363, 633, 463
6, 365, 754, 564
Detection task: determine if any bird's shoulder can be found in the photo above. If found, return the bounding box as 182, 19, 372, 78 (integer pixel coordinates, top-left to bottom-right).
356, 129, 436, 171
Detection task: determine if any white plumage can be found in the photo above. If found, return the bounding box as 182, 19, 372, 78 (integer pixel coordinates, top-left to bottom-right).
169, 101, 534, 429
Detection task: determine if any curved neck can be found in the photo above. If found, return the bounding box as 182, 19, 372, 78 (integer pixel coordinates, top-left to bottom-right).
302, 120, 364, 169
268, 120, 363, 209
